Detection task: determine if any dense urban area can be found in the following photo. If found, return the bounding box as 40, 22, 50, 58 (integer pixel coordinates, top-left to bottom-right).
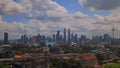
1, 0, 120, 68
0, 28, 120, 68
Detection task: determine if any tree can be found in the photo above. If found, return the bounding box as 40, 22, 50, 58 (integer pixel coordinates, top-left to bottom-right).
95, 53, 105, 64
0, 63, 8, 68
50, 58, 88, 68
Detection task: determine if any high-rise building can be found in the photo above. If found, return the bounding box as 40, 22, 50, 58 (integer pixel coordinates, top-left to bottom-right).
75, 34, 78, 43
37, 34, 41, 45
68, 28, 71, 44
47, 36, 52, 42
21, 35, 29, 44
41, 35, 46, 45
103, 34, 111, 45
56, 30, 60, 42
71, 33, 74, 42
81, 35, 87, 45
63, 28, 66, 43
78, 38, 82, 45
4, 32, 8, 44
30, 36, 37, 45
59, 35, 63, 42
53, 34, 56, 42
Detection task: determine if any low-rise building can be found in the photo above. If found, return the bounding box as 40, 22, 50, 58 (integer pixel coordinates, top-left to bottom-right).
79, 53, 98, 67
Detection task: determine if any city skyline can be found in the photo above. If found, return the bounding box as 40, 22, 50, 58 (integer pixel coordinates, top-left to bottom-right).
9, 28, 114, 46
0, 0, 120, 39
1, 28, 118, 44
0, 28, 118, 40
0, 27, 118, 40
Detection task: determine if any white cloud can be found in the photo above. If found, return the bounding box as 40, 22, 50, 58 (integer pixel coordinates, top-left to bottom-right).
1, 0, 120, 39
0, 0, 30, 15
24, 0, 67, 23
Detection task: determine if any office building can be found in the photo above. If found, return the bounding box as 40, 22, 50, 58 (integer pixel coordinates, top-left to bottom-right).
63, 28, 66, 43
4, 32, 8, 44
53, 34, 56, 42
56, 30, 60, 42
68, 28, 71, 44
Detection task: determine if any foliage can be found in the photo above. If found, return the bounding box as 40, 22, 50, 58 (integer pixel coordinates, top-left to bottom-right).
50, 58, 92, 68
80, 46, 96, 53
0, 63, 8, 68
60, 45, 97, 53
15, 47, 42, 54
102, 63, 120, 68
95, 53, 105, 64
60, 45, 81, 53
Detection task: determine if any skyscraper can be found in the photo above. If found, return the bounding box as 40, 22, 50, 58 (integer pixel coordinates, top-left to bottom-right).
68, 28, 71, 44
21, 35, 29, 44
30, 36, 37, 45
81, 35, 86, 45
75, 34, 78, 43
71, 33, 74, 42
103, 34, 111, 45
63, 28, 66, 43
53, 34, 56, 42
4, 32, 8, 44
56, 30, 60, 42
37, 34, 41, 45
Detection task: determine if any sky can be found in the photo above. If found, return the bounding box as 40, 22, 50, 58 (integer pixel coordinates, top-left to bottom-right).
0, 0, 120, 40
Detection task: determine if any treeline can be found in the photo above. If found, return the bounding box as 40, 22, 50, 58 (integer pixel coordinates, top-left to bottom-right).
50, 58, 94, 68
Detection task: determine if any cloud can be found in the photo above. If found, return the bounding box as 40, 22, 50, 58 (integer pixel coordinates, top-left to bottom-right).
1, 0, 120, 39
0, 0, 31, 15
79, 0, 120, 10
24, 0, 67, 22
